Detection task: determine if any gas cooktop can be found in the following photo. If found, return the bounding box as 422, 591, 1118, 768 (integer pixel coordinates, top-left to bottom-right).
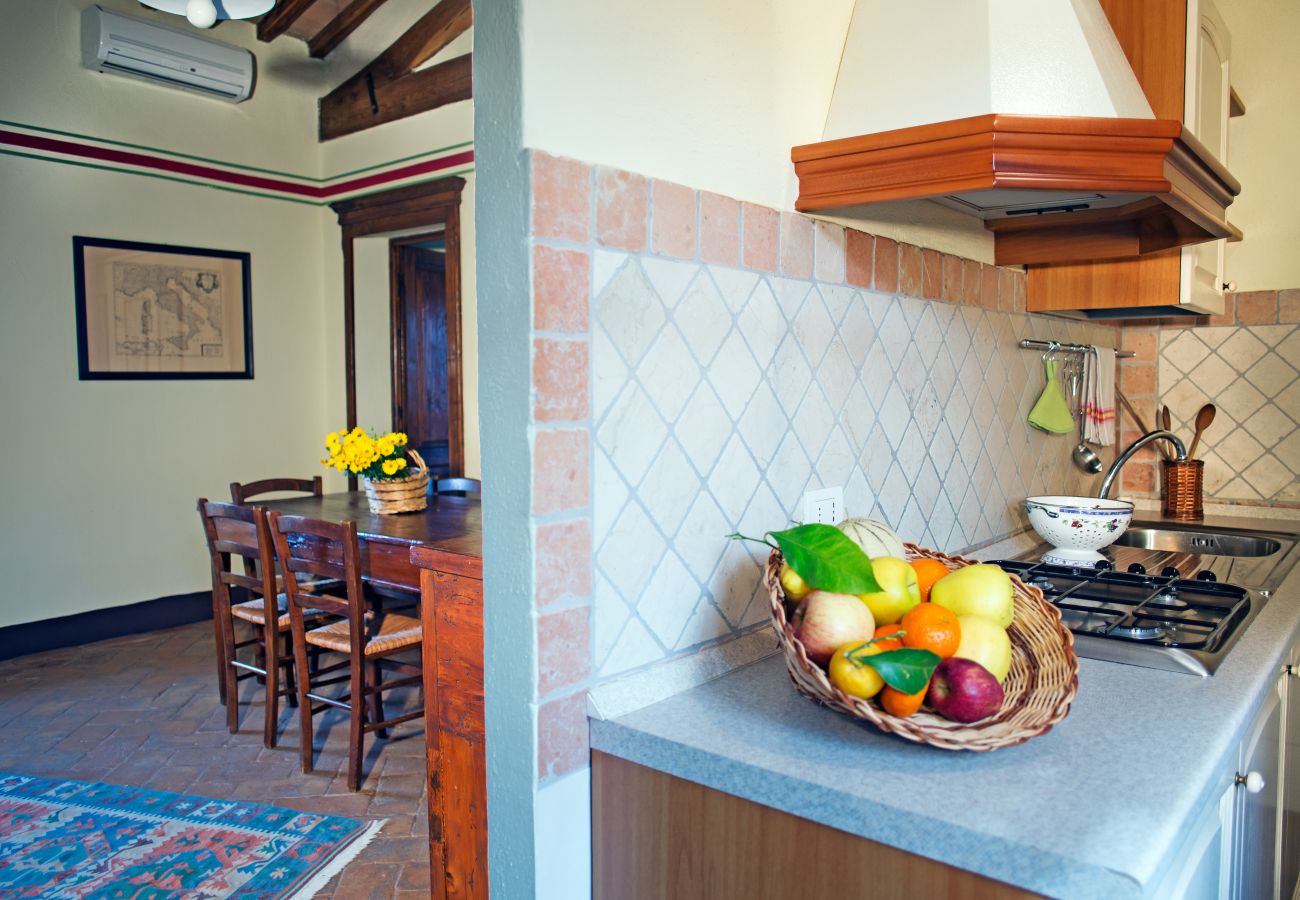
990, 558, 1261, 677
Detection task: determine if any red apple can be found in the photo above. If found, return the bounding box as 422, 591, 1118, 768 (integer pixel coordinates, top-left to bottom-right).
928, 657, 1005, 723
793, 590, 876, 666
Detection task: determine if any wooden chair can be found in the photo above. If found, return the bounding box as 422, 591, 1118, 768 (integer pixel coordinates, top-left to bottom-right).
221, 476, 326, 703
433, 477, 481, 498
197, 499, 302, 749
230, 476, 323, 504
269, 511, 423, 791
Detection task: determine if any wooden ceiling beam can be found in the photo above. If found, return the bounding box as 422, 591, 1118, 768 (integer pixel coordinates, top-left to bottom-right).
318, 0, 473, 141
374, 0, 472, 77
308, 0, 389, 59
320, 53, 472, 141
256, 0, 317, 43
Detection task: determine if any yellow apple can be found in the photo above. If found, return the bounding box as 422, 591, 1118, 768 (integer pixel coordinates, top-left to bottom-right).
857, 557, 921, 625
952, 615, 1012, 683
931, 564, 1015, 629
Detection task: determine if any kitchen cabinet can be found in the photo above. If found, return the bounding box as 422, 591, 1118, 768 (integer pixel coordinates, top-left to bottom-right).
1027, 0, 1240, 319
591, 750, 1041, 900
1153, 668, 1285, 900
1282, 637, 1300, 900
1233, 671, 1283, 900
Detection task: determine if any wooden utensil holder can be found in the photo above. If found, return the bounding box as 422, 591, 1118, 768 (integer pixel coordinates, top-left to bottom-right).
1162, 459, 1204, 520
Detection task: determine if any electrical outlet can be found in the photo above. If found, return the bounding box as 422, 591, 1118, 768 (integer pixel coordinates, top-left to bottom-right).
803, 486, 844, 526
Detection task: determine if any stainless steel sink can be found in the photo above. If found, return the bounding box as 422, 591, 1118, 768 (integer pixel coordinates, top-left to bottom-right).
1113, 527, 1284, 558
1109, 520, 1300, 593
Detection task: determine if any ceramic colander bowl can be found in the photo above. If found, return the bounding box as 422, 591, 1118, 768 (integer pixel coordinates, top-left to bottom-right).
1023, 496, 1134, 564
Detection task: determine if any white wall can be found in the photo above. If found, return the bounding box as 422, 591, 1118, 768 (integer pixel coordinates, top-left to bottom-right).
521, 0, 848, 215
520, 0, 995, 261
0, 158, 329, 625
353, 236, 394, 435
1220, 0, 1300, 291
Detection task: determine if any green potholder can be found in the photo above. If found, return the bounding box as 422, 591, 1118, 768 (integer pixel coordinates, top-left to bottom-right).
1028, 359, 1075, 434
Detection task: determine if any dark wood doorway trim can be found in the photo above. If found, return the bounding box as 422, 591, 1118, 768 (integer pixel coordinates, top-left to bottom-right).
330, 176, 467, 478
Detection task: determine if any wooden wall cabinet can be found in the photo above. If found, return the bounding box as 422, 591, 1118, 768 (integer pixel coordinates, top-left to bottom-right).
1027, 0, 1240, 319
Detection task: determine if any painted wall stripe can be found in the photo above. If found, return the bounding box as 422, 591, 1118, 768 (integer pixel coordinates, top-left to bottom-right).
0, 127, 474, 203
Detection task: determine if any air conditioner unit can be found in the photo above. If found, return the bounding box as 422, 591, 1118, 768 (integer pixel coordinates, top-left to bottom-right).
81, 5, 255, 103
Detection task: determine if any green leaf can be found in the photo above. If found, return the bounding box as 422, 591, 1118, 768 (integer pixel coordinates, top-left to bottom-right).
851, 647, 941, 694
768, 524, 880, 594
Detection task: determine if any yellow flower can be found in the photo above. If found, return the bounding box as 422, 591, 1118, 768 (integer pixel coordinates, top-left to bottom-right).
377, 439, 395, 457
392, 432, 408, 447
382, 459, 400, 476
393, 458, 407, 471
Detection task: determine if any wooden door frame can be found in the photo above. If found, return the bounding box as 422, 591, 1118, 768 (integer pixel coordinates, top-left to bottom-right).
330, 176, 466, 478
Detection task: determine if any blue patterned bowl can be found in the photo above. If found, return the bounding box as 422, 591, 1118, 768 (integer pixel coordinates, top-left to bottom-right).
1024, 495, 1134, 562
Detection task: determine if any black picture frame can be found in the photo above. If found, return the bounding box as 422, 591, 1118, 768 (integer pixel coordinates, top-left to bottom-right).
73, 236, 253, 380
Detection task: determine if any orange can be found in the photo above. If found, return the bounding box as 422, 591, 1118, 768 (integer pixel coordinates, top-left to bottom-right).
899, 602, 962, 659
880, 684, 927, 718
872, 624, 905, 651
910, 558, 951, 603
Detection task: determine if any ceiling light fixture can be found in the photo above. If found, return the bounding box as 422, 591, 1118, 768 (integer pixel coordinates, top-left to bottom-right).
138, 0, 275, 29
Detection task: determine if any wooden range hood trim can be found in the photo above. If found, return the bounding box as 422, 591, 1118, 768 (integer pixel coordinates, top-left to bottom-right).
792, 114, 1240, 266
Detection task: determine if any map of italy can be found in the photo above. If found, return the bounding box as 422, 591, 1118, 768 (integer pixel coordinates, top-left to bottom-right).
113, 263, 224, 358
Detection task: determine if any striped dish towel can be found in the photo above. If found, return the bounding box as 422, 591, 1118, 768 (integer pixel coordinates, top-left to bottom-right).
1083, 347, 1116, 446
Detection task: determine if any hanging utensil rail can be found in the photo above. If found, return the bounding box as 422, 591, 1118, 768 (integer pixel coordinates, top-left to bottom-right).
1019, 339, 1135, 358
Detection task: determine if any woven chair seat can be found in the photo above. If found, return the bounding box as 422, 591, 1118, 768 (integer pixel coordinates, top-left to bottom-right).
305, 613, 422, 656
231, 594, 324, 630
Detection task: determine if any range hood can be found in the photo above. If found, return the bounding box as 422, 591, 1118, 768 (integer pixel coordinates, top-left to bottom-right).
792, 0, 1240, 266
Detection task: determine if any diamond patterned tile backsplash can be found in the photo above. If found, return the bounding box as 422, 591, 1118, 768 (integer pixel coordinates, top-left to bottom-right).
1158, 321, 1300, 502
590, 253, 1114, 679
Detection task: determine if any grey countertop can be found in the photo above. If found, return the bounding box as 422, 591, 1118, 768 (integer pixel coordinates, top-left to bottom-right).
590, 513, 1300, 899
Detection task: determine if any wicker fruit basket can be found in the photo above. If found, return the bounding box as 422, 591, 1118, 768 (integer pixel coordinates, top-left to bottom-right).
360, 450, 429, 515
767, 544, 1078, 751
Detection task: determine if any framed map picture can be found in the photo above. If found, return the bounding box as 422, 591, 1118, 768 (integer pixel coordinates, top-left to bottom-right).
73, 237, 252, 380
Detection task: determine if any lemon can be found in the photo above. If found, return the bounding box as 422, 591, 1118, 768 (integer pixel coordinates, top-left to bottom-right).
779, 563, 812, 601
828, 641, 887, 700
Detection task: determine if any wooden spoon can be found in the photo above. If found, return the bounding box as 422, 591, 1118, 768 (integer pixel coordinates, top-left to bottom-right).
1160, 405, 1176, 461
1187, 403, 1217, 460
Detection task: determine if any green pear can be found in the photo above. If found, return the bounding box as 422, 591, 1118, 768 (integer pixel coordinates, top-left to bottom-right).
930, 564, 1014, 629
952, 615, 1012, 683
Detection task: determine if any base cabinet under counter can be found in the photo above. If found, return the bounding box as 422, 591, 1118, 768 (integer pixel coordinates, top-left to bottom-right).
1149, 667, 1286, 900
592, 751, 1040, 900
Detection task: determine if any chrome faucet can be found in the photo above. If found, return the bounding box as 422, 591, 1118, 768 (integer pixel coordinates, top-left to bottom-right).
1098, 430, 1188, 499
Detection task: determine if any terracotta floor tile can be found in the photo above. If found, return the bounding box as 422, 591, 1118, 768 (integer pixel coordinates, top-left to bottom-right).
0, 621, 429, 895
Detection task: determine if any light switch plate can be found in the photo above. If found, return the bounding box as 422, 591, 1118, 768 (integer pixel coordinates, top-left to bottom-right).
803, 486, 844, 525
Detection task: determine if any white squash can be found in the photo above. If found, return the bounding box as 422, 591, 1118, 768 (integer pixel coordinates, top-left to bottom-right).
837, 517, 906, 560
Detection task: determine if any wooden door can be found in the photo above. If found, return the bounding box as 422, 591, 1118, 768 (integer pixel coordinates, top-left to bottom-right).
393, 242, 452, 478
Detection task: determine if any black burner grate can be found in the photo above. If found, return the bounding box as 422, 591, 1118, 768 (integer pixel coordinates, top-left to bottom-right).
992, 560, 1251, 653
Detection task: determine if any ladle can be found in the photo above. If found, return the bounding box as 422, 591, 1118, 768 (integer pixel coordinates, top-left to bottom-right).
1072, 350, 1103, 473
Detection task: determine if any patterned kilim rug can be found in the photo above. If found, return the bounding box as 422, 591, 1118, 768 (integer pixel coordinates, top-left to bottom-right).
0, 772, 383, 899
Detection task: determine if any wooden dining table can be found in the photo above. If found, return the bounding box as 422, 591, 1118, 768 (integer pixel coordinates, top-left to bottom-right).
259, 491, 485, 899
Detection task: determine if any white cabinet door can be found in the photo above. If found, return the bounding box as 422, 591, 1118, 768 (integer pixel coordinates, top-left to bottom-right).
1181, 0, 1233, 315
1282, 644, 1300, 900
1234, 673, 1284, 900
1154, 778, 1235, 900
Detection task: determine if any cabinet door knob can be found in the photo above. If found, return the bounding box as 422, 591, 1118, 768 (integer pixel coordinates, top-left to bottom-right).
1222, 281, 1238, 292
1235, 771, 1265, 793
